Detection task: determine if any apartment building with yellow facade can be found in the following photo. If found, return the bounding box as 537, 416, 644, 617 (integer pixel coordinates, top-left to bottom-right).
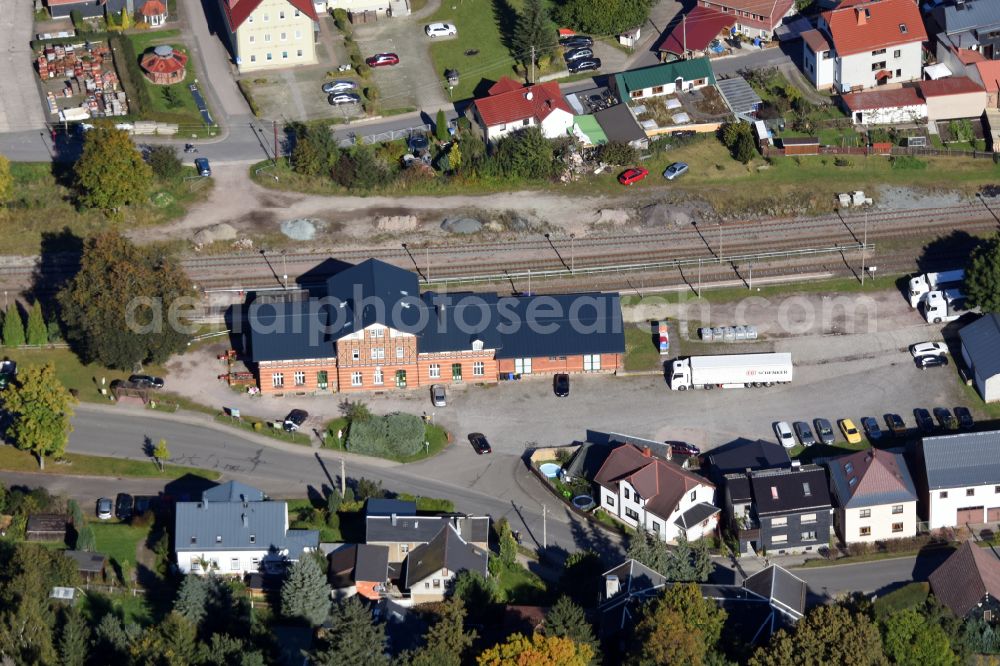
219, 0, 318, 72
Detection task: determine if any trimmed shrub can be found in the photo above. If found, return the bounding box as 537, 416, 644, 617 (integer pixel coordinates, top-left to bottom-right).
595, 140, 639, 166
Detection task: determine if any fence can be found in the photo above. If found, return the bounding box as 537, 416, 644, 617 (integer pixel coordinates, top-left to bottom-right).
765, 144, 996, 160
359, 123, 432, 145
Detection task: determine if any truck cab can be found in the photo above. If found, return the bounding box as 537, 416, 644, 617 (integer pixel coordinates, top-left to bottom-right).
922, 289, 972, 324
669, 359, 691, 391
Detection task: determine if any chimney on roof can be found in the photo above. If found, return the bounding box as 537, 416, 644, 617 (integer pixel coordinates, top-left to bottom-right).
526, 91, 534, 101
642, 447, 651, 457
241, 513, 248, 528
791, 460, 802, 469
856, 7, 867, 25
605, 574, 620, 599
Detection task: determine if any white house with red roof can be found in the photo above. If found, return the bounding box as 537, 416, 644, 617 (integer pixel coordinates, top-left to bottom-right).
218, 0, 318, 72
802, 0, 927, 92
826, 448, 918, 544
593, 444, 719, 543
466, 77, 574, 144
697, 0, 796, 40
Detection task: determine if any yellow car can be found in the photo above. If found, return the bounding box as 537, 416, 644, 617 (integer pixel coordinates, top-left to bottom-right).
839, 418, 863, 444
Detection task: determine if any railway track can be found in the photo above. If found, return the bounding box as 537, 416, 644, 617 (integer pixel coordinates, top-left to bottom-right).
0, 200, 995, 294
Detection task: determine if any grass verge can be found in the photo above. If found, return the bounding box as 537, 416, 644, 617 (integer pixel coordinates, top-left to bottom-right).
0, 444, 220, 480
214, 414, 312, 446
323, 419, 449, 462
623, 325, 664, 372
495, 564, 550, 604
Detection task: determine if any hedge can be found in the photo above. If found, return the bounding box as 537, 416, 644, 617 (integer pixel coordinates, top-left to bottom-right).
396, 494, 455, 513
346, 412, 425, 458
109, 33, 152, 115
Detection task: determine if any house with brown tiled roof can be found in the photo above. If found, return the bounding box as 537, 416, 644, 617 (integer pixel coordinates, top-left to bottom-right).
697, 0, 797, 40
594, 444, 719, 543
466, 77, 575, 144
802, 0, 927, 92
826, 449, 918, 545
929, 541, 1000, 622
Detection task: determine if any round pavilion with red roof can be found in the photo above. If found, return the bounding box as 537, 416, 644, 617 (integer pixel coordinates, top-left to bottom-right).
140, 45, 188, 85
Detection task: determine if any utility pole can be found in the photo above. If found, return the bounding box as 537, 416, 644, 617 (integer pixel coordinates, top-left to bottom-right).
718, 223, 723, 264
426, 246, 431, 282
683, 14, 687, 55
273, 120, 279, 163
542, 504, 547, 549
340, 458, 345, 498
530, 46, 535, 84
697, 259, 702, 298
860, 210, 869, 285
748, 261, 753, 290
570, 233, 575, 273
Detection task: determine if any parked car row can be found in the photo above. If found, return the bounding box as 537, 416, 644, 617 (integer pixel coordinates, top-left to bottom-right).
97, 494, 156, 520
910, 341, 949, 370
776, 406, 976, 448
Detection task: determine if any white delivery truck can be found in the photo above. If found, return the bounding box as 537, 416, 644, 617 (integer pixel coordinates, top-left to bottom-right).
669, 353, 793, 391
921, 288, 977, 324
908, 269, 964, 308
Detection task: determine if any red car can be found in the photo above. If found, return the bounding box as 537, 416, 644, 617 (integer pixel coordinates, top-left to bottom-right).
366, 53, 400, 67
617, 167, 648, 185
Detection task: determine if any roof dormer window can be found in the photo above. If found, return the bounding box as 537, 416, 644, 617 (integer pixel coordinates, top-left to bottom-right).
899, 23, 907, 34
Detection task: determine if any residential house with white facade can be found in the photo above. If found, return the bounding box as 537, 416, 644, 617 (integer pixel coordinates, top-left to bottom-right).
826, 448, 918, 544
404, 522, 489, 604
802, 0, 927, 92
218, 0, 318, 73
933, 0, 1000, 76
698, 0, 796, 39
920, 430, 1000, 530
466, 78, 574, 144
174, 481, 319, 575
594, 444, 719, 543
610, 57, 716, 103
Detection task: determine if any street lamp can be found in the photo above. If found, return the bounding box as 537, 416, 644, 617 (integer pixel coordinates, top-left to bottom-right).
570, 233, 575, 273
281, 250, 288, 289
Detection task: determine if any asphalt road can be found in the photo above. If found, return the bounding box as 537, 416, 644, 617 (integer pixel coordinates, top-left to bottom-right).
61, 404, 622, 561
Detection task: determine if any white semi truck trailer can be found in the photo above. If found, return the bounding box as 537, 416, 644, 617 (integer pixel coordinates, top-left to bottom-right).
908, 269, 965, 308
668, 353, 793, 391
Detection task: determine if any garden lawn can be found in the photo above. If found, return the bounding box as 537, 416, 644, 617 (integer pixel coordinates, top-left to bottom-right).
125, 30, 215, 135
0, 445, 219, 480
91, 521, 150, 572
2, 347, 166, 404
323, 418, 449, 462
623, 325, 662, 372
496, 564, 550, 605
6, 163, 210, 256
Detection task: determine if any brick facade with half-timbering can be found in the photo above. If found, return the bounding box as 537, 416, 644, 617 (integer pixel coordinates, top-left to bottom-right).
246, 259, 625, 396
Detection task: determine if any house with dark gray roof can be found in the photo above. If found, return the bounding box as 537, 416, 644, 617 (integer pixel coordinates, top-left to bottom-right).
919, 430, 1000, 529
594, 104, 649, 148
328, 544, 391, 601
960, 313, 1000, 403
63, 550, 107, 581
174, 482, 318, 576
707, 438, 792, 484
933, 0, 1000, 75
241, 258, 624, 396
929, 541, 1000, 621
743, 463, 832, 555
365, 499, 417, 517
826, 448, 918, 544
365, 514, 489, 564
598, 559, 805, 641
202, 480, 265, 503
404, 522, 489, 604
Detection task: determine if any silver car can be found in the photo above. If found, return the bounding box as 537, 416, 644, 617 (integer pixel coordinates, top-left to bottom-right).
322, 80, 357, 94
774, 421, 795, 449
663, 162, 689, 180
97, 497, 113, 520
431, 384, 446, 407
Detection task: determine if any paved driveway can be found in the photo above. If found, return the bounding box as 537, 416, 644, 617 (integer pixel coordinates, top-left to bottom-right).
354, 18, 449, 112
0, 2, 46, 131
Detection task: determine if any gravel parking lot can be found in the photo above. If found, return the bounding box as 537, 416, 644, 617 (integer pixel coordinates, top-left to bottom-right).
0, 3, 46, 131
243, 68, 366, 122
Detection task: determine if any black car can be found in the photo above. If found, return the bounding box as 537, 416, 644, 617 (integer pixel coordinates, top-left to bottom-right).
564, 47, 594, 62
666, 440, 701, 457
860, 416, 883, 441
569, 58, 601, 74
553, 373, 570, 397
955, 406, 974, 429
129, 374, 164, 389
0, 359, 16, 390
408, 133, 430, 154
883, 413, 906, 437
283, 409, 309, 432
916, 355, 949, 369
559, 35, 593, 49
115, 493, 134, 520
468, 432, 492, 455
194, 157, 211, 177
933, 407, 958, 430
914, 408, 935, 434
